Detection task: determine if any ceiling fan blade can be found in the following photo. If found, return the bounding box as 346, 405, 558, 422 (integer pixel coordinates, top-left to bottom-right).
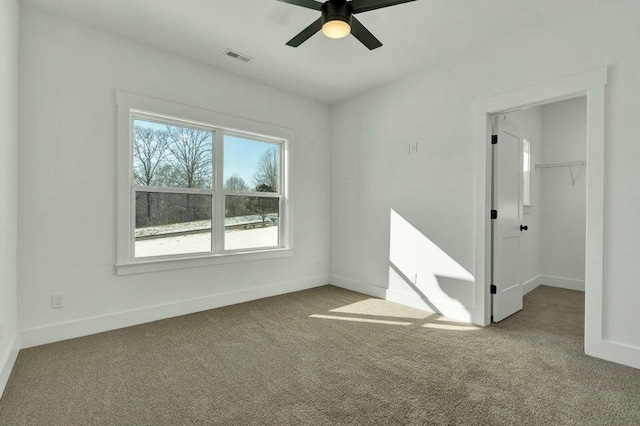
351, 0, 416, 14
350, 16, 382, 50
286, 18, 323, 47
276, 0, 322, 11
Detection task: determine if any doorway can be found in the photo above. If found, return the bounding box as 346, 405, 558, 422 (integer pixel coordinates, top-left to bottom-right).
491, 97, 587, 323
473, 68, 607, 359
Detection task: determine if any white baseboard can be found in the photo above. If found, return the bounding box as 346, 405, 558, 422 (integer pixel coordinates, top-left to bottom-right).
330, 275, 474, 323
329, 275, 387, 299
601, 340, 640, 370
539, 275, 585, 292
21, 275, 329, 349
523, 275, 543, 295
523, 275, 584, 294
0, 333, 20, 400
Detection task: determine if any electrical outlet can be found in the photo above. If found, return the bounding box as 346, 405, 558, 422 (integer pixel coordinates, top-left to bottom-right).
315, 261, 321, 271
51, 293, 65, 309
413, 273, 418, 284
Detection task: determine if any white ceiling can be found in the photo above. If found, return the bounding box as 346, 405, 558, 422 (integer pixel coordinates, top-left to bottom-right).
22, 0, 588, 104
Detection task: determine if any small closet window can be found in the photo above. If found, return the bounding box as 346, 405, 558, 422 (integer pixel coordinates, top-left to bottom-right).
523, 139, 531, 206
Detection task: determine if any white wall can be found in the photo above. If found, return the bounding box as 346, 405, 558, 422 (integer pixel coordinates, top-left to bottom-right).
18, 6, 331, 347
331, 0, 640, 360
540, 97, 587, 287
500, 107, 543, 290
0, 0, 20, 396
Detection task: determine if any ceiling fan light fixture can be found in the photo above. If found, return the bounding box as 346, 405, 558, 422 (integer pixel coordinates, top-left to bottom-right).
322, 20, 351, 39
320, 0, 352, 40
280, 0, 416, 50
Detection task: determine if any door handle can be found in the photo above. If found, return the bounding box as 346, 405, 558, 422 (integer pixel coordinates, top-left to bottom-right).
520, 225, 528, 231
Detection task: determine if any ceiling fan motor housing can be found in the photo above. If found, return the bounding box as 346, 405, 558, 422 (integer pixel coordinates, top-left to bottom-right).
321, 0, 353, 26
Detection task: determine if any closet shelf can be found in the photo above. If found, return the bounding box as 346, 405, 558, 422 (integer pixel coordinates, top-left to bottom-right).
535, 161, 586, 186
535, 160, 586, 169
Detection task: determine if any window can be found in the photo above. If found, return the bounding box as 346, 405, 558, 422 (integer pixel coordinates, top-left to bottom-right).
133, 118, 214, 258
116, 92, 292, 274
523, 139, 531, 206
223, 135, 281, 251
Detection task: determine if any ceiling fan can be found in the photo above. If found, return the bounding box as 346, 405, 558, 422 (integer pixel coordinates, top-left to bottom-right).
277, 0, 416, 50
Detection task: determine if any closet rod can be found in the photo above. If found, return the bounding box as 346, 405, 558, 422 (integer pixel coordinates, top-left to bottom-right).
535, 160, 586, 169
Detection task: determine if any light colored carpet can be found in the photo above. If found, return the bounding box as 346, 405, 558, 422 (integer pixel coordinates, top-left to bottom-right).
1, 285, 639, 425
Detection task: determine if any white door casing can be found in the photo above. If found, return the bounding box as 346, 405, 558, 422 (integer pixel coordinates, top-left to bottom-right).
474, 68, 610, 365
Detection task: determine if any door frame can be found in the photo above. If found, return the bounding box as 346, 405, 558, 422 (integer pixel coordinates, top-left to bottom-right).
473, 67, 607, 359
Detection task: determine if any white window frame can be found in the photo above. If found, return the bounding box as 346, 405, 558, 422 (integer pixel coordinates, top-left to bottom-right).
116, 91, 294, 275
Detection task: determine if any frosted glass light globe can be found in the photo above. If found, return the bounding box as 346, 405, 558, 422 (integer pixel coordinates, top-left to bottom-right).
322, 20, 351, 39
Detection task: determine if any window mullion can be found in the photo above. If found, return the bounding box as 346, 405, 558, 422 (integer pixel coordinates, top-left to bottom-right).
213, 130, 225, 253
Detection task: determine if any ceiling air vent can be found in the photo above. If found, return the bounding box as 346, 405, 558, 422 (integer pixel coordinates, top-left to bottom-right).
223, 49, 253, 63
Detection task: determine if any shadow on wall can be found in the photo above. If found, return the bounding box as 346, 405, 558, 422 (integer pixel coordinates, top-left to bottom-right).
388, 209, 475, 322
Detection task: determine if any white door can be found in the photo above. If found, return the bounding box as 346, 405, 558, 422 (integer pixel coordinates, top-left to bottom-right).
492, 115, 526, 322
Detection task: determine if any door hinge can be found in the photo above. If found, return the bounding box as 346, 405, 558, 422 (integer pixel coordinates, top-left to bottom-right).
491, 210, 498, 220
490, 284, 497, 294
491, 135, 498, 145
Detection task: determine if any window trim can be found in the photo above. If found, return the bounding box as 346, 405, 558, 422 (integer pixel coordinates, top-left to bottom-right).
115, 90, 294, 275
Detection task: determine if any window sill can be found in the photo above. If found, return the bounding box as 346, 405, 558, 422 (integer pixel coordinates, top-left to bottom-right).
116, 248, 293, 276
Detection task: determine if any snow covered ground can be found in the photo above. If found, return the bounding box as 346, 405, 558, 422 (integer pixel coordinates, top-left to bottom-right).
135, 226, 279, 257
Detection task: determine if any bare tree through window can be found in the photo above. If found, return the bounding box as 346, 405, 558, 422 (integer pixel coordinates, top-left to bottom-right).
252, 146, 279, 191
